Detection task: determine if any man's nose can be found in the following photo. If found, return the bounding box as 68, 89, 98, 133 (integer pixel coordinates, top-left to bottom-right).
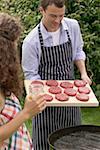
55, 16, 61, 23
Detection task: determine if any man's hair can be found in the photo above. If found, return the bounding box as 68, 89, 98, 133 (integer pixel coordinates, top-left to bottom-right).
40, 0, 65, 10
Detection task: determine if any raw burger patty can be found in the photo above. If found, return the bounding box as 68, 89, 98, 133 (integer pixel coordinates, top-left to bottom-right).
76, 93, 89, 102
55, 93, 69, 101
64, 88, 77, 96
78, 87, 90, 94
74, 80, 87, 87
31, 80, 44, 85
46, 80, 58, 86
60, 81, 73, 89
49, 86, 62, 94
44, 94, 53, 102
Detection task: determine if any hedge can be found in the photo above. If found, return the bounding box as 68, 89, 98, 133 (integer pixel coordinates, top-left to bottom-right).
0, 0, 100, 100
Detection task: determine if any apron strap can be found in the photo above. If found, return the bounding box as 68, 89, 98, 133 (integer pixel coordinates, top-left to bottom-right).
38, 24, 72, 46
38, 24, 44, 46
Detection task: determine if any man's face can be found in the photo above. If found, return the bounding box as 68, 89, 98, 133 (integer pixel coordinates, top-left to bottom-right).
40, 4, 65, 32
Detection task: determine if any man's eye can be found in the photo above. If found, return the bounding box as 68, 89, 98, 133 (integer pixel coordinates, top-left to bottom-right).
50, 15, 64, 19
50, 15, 57, 18
60, 15, 64, 18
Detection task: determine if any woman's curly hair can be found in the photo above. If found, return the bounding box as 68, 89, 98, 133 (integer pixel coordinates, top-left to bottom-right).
0, 13, 23, 98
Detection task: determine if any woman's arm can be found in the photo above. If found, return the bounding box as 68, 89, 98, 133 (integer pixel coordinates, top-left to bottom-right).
0, 109, 27, 142
0, 95, 46, 142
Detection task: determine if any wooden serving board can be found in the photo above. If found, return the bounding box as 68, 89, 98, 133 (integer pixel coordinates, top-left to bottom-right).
24, 80, 99, 107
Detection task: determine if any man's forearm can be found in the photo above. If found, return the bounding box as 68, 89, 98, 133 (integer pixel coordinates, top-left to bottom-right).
74, 59, 87, 76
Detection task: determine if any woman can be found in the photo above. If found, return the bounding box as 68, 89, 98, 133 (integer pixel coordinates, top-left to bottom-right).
0, 12, 46, 149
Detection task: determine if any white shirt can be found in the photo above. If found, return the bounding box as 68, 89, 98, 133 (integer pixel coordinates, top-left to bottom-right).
48, 28, 60, 46
22, 17, 86, 80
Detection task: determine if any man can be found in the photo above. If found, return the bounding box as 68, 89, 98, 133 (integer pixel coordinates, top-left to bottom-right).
22, 0, 92, 149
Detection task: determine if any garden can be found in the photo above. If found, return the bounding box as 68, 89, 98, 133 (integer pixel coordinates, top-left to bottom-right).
0, 0, 100, 135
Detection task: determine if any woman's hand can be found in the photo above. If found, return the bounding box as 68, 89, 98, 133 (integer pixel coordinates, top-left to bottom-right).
0, 94, 46, 142
23, 94, 46, 120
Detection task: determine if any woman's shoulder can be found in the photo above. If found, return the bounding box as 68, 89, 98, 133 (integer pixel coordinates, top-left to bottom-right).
7, 93, 22, 110
2, 93, 22, 112
10, 93, 20, 103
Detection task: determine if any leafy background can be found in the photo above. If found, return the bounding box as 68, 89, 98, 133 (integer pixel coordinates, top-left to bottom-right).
0, 0, 100, 100
0, 0, 100, 136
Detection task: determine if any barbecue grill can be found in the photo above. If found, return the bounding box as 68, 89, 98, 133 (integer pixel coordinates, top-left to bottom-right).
48, 125, 100, 150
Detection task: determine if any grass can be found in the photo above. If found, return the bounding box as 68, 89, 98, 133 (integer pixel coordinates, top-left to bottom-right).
26, 106, 100, 137
26, 119, 33, 137
81, 106, 100, 125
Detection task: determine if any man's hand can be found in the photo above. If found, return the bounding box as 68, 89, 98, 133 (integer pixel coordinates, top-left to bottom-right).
75, 59, 92, 85
81, 73, 92, 85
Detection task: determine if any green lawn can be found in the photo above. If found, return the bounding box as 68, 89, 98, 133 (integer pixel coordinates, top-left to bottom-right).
26, 119, 33, 137
81, 106, 100, 125
26, 106, 100, 137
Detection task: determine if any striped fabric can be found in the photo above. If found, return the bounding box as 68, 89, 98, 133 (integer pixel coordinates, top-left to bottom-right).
0, 94, 33, 150
32, 107, 81, 150
32, 25, 81, 150
38, 26, 74, 80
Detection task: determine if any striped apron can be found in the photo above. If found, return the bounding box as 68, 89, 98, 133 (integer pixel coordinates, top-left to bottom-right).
32, 25, 81, 150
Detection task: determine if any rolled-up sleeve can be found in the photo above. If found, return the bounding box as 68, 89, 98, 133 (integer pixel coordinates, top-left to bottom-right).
72, 20, 86, 61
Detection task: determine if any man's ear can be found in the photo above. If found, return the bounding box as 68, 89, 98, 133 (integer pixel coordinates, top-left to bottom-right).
39, 6, 44, 14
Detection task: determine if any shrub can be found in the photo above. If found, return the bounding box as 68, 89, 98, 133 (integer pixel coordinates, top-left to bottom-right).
0, 0, 99, 100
